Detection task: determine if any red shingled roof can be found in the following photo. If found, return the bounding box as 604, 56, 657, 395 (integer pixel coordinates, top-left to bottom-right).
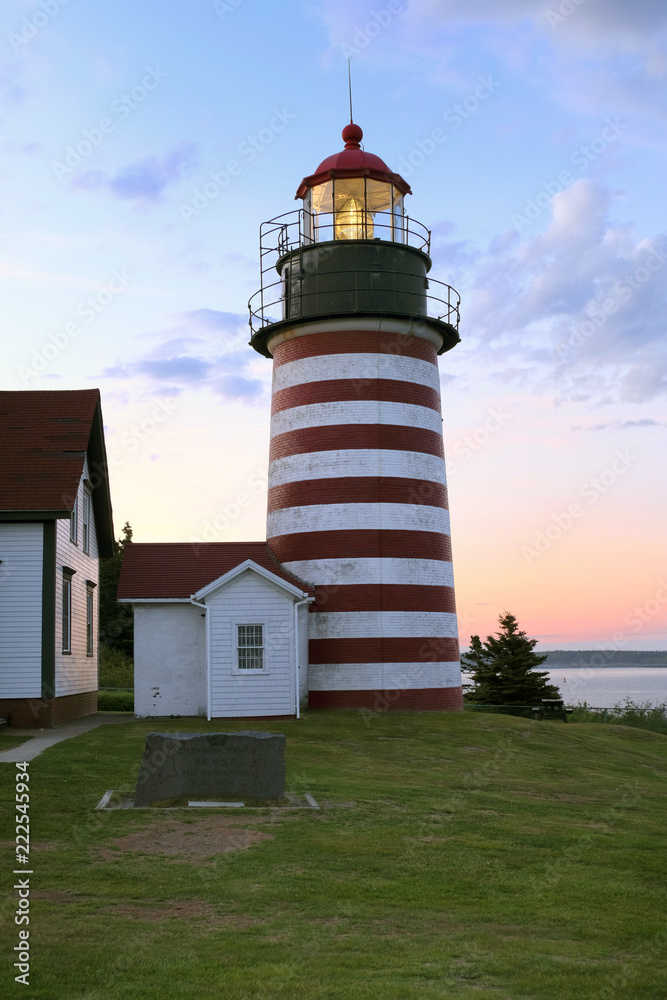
0, 389, 100, 512
117, 542, 313, 600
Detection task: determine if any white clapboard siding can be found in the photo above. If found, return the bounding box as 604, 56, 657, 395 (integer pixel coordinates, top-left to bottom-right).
0, 523, 44, 698
134, 604, 207, 717
208, 571, 295, 718
55, 458, 101, 697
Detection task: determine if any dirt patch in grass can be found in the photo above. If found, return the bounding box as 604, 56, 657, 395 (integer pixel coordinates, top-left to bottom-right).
33, 890, 257, 927
0, 839, 60, 852
94, 815, 275, 864
509, 789, 597, 803
33, 890, 90, 904
101, 901, 256, 925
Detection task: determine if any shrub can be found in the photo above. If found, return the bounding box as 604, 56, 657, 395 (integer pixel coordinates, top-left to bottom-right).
570, 699, 667, 734
97, 689, 134, 712
612, 698, 667, 734
99, 644, 134, 689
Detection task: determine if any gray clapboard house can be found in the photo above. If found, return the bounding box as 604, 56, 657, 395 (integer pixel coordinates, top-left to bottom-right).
0, 390, 114, 727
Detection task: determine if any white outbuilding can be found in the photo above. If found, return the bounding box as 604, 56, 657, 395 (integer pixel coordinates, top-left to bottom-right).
117, 542, 313, 719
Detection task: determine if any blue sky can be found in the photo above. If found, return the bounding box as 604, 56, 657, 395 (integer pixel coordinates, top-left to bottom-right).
2, 0, 666, 649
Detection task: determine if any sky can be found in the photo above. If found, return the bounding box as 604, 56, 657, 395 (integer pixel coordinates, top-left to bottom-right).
1, 0, 666, 652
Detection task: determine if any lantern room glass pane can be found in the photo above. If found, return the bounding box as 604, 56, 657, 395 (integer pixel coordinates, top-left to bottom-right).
365, 179, 392, 213
393, 186, 405, 243
334, 178, 370, 240
302, 189, 313, 243
311, 181, 333, 242
312, 181, 333, 214
366, 179, 393, 241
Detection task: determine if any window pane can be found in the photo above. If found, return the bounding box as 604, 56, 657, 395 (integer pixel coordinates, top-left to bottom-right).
70, 496, 78, 543
237, 624, 264, 669
62, 578, 71, 652
86, 590, 94, 655
83, 491, 91, 553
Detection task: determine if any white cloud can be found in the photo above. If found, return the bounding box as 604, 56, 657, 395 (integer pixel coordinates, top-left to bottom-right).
101, 308, 268, 402
314, 0, 667, 123
456, 178, 667, 402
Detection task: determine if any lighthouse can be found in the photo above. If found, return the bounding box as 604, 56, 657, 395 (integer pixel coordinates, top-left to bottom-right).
249, 123, 463, 711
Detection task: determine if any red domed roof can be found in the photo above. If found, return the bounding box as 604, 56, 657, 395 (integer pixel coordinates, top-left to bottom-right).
295, 123, 411, 200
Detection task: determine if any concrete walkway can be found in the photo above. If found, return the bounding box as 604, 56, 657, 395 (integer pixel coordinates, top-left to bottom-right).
0, 713, 134, 763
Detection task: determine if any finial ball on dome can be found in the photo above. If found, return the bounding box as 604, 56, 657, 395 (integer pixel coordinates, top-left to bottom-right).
342, 122, 363, 147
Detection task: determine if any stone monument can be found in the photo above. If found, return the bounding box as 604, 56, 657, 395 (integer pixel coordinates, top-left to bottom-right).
134, 731, 285, 806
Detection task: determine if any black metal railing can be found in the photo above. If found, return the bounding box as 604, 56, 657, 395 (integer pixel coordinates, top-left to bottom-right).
248, 268, 460, 334
248, 208, 460, 337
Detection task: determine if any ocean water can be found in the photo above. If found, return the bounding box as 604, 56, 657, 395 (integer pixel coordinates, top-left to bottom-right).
545, 667, 667, 708
462, 667, 667, 708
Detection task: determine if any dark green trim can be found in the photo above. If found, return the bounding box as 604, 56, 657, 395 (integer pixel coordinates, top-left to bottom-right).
41, 521, 56, 699
87, 400, 115, 558
0, 511, 68, 521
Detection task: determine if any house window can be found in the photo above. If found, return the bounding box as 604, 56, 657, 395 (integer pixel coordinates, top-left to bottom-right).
237, 624, 264, 670
62, 570, 74, 654
82, 488, 91, 554
86, 585, 95, 656
70, 495, 78, 544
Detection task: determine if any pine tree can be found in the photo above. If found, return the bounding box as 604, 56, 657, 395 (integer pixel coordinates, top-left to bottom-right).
462, 612, 560, 704
99, 521, 134, 655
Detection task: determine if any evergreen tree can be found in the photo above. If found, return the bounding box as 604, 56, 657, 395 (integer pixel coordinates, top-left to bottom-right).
99, 521, 134, 656
462, 612, 560, 704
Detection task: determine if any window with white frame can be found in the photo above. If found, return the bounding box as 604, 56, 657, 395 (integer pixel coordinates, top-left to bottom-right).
70, 495, 78, 543
82, 488, 91, 554
62, 570, 73, 653
236, 624, 264, 670
86, 584, 95, 656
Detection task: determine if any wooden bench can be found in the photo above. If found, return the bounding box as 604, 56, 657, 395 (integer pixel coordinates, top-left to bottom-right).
532, 699, 573, 722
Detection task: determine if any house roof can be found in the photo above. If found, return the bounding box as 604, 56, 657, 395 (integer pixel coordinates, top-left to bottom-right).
0, 389, 115, 557
117, 542, 313, 600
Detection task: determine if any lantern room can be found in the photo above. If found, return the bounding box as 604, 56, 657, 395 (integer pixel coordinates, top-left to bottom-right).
248, 122, 461, 359
296, 123, 411, 244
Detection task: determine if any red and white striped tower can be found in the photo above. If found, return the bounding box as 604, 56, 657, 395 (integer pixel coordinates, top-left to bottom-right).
249, 123, 463, 710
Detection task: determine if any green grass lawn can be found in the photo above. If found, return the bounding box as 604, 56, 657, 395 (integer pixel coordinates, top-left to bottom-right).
1, 711, 666, 999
